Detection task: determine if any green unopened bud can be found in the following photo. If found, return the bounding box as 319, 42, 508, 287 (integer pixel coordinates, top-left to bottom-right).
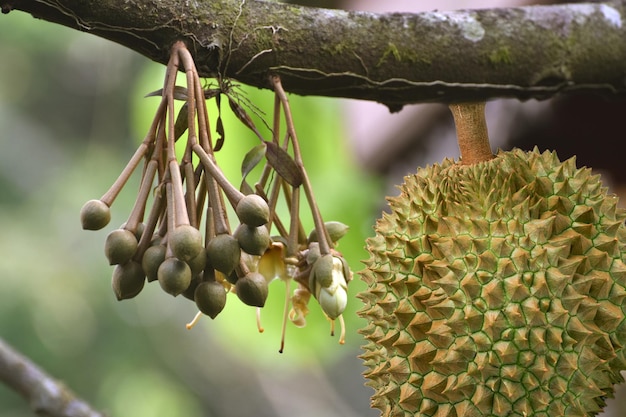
235, 272, 268, 307
169, 225, 203, 261
206, 233, 241, 275
158, 257, 192, 296
141, 244, 166, 282
308, 221, 349, 244
338, 255, 353, 285
195, 281, 227, 318
105, 229, 138, 265
187, 248, 208, 276
80, 199, 111, 230
318, 284, 348, 320
234, 224, 270, 256
182, 275, 202, 301
150, 234, 165, 247
306, 242, 321, 265
306, 242, 322, 265
111, 261, 145, 301
312, 256, 349, 319
236, 194, 270, 227
225, 270, 239, 285
309, 254, 334, 290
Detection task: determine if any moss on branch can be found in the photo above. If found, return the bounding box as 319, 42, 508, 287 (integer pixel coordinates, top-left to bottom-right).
3, 0, 626, 108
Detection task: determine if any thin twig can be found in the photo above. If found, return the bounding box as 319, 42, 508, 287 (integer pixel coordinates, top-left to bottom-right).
0, 337, 107, 417
271, 75, 331, 255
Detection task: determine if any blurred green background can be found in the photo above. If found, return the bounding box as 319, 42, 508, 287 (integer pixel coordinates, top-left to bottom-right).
0, 8, 384, 417
5, 3, 626, 417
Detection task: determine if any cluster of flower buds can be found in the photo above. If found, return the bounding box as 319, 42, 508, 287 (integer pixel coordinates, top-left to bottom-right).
80, 41, 352, 351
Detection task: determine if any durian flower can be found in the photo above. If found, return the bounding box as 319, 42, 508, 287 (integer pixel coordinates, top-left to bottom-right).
258, 242, 287, 282
310, 255, 349, 319
289, 286, 311, 327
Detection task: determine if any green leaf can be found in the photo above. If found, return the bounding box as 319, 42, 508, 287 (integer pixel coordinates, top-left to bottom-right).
240, 143, 267, 194
264, 141, 302, 187
241, 143, 267, 180
239, 181, 254, 195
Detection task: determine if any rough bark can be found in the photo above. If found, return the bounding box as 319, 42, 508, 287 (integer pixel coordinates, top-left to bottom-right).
3, 0, 626, 108
0, 338, 106, 417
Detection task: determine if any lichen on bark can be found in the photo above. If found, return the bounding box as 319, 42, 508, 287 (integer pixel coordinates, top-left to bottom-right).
5, 0, 626, 106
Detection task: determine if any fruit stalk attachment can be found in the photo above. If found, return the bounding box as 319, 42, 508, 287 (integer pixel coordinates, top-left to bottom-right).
449, 102, 494, 165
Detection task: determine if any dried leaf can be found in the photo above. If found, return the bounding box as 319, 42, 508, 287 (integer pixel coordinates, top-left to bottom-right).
204, 88, 220, 100
214, 115, 225, 151
174, 102, 189, 141
210, 94, 223, 152
265, 141, 303, 187
228, 97, 264, 141
145, 86, 189, 100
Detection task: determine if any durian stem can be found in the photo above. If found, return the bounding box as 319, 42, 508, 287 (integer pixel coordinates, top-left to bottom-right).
272, 75, 331, 255
449, 102, 494, 165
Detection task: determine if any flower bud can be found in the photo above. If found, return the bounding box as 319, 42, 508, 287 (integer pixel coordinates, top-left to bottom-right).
111, 261, 145, 301
235, 272, 269, 307
80, 199, 111, 230
234, 224, 270, 256
225, 270, 239, 285
318, 283, 348, 320
158, 257, 192, 296
311, 256, 349, 319
236, 194, 270, 227
206, 233, 241, 275
195, 281, 227, 318
309, 254, 334, 290
141, 244, 166, 282
105, 229, 138, 265
182, 275, 202, 301
306, 242, 321, 265
187, 248, 208, 276
169, 225, 203, 262
308, 221, 349, 244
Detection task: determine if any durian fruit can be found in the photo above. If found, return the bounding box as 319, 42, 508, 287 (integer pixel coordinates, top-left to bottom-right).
359, 103, 626, 417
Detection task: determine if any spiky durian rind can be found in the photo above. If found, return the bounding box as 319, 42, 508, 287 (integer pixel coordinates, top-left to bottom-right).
359, 148, 626, 417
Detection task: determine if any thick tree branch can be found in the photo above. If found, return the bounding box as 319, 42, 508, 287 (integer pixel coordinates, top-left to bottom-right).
0, 338, 106, 417
2, 0, 626, 108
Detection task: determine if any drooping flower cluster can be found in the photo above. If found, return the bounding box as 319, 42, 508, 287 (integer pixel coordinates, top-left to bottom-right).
80, 41, 351, 351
